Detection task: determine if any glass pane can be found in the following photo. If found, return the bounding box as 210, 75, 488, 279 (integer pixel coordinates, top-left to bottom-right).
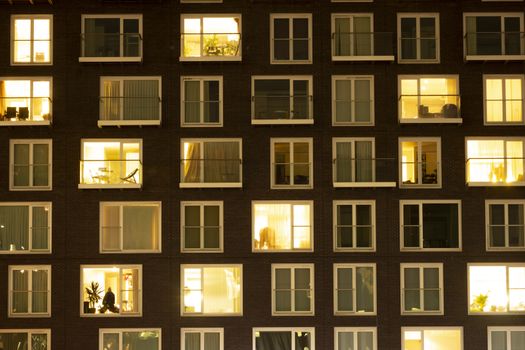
204, 332, 220, 350
511, 331, 525, 350
185, 206, 201, 249
103, 333, 120, 350
31, 333, 48, 350
84, 18, 120, 57
123, 331, 159, 350
337, 268, 353, 312
123, 206, 159, 250
295, 268, 311, 311
0, 333, 29, 350
491, 331, 507, 350
254, 79, 290, 119
0, 206, 29, 251
509, 204, 524, 247
14, 144, 30, 187
204, 80, 220, 123
490, 204, 506, 247
422, 204, 459, 248
403, 205, 420, 247
185, 333, 200, 350
295, 331, 311, 350
423, 268, 440, 311
204, 205, 220, 249
275, 268, 291, 311
101, 205, 120, 251
420, 17, 436, 59
201, 267, 241, 314
355, 79, 371, 122
357, 332, 374, 350
32, 269, 48, 313
274, 18, 290, 60
12, 269, 29, 313
184, 81, 200, 123
274, 143, 291, 185
32, 144, 49, 186
338, 332, 354, 350
469, 265, 507, 312
336, 80, 352, 122
356, 205, 372, 248
292, 18, 309, 60
356, 267, 373, 312
404, 268, 420, 311
293, 142, 310, 183
256, 332, 291, 350
401, 18, 417, 59
293, 80, 309, 119
337, 205, 353, 248
32, 206, 49, 250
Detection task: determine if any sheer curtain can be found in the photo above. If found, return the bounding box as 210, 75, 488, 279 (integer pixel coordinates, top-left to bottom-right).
356, 267, 373, 312
266, 204, 291, 249
32, 206, 49, 250
13, 144, 30, 187
183, 142, 201, 183
335, 80, 352, 123
354, 17, 371, 56
12, 269, 29, 313
102, 80, 120, 120
357, 332, 374, 350
184, 81, 200, 123
0, 81, 5, 115
335, 18, 350, 56
0, 333, 28, 350
32, 269, 48, 313
203, 142, 239, 183
123, 205, 159, 250
354, 80, 371, 122
32, 143, 49, 187
355, 141, 373, 182
124, 80, 159, 121
185, 333, 200, 350
101, 205, 120, 251
204, 332, 220, 350
338, 332, 354, 350
336, 142, 352, 182
0, 206, 28, 251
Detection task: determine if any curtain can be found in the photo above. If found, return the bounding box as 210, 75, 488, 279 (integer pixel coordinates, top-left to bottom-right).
336, 142, 352, 182
124, 80, 159, 120
0, 81, 5, 117
203, 141, 239, 183
102, 80, 120, 120
32, 206, 49, 250
202, 267, 239, 314
260, 204, 291, 249
275, 268, 292, 311
355, 141, 373, 182
335, 18, 350, 56
467, 140, 504, 182
32, 143, 49, 187
12, 269, 29, 313
354, 17, 371, 56
32, 269, 48, 313
423, 268, 440, 311
102, 206, 121, 251
123, 205, 159, 250
356, 267, 373, 312
335, 80, 352, 123
506, 141, 524, 182
184, 81, 200, 123
357, 332, 374, 350
338, 332, 354, 350
294, 268, 310, 311
404, 268, 420, 311
183, 142, 201, 183
204, 332, 220, 350
337, 268, 353, 312
14, 144, 30, 187
0, 333, 28, 350
185, 333, 200, 350
184, 205, 201, 249
354, 80, 371, 122
0, 206, 28, 251
256, 332, 291, 350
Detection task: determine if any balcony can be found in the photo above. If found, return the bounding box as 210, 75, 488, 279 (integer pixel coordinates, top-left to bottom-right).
180, 158, 242, 188
332, 32, 395, 61
99, 96, 161, 127
252, 95, 313, 124
466, 157, 525, 186
180, 33, 241, 61
399, 95, 461, 123
0, 97, 52, 126
79, 33, 142, 62
464, 32, 525, 61
333, 158, 396, 187
79, 160, 142, 189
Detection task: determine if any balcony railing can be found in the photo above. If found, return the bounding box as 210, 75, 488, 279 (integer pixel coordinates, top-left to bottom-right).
333, 157, 397, 187
466, 157, 524, 185
181, 33, 241, 59
333, 99, 373, 124
99, 96, 161, 123
335, 224, 374, 249
399, 95, 461, 122
271, 37, 311, 61
10, 163, 51, 188
80, 33, 142, 61
403, 287, 441, 312
180, 158, 242, 187
182, 225, 222, 250
273, 162, 311, 186
252, 95, 313, 123
0, 226, 50, 253
488, 224, 525, 248
182, 99, 221, 124
332, 32, 394, 60
79, 159, 142, 188
0, 97, 52, 124
464, 32, 525, 59
401, 160, 440, 186
399, 37, 439, 61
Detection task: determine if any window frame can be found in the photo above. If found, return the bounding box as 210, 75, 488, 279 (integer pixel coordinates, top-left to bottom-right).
0, 329, 51, 349
253, 328, 316, 350
487, 326, 525, 350
401, 327, 463, 350
271, 138, 313, 189
180, 201, 224, 253
485, 200, 525, 251
271, 263, 315, 316
99, 328, 161, 350
397, 13, 440, 64
181, 328, 224, 350
10, 14, 53, 66
331, 75, 375, 126
400, 263, 444, 315
181, 0, 222, 2
8, 265, 51, 317
483, 75, 525, 125
333, 200, 376, 252
270, 13, 312, 64
334, 327, 377, 350
9, 139, 52, 191
333, 263, 376, 316
180, 76, 223, 128
399, 137, 442, 188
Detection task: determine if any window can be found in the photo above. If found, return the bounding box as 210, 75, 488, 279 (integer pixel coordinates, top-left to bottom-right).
402, 328, 462, 350
181, 202, 223, 252
252, 76, 313, 124
271, 138, 312, 189
398, 14, 439, 62
100, 329, 160, 350
0, 330, 50, 350
11, 15, 52, 65
10, 139, 52, 191
401, 264, 443, 314
0, 203, 51, 254
181, 15, 241, 61
253, 201, 313, 252
0, 78, 52, 125
270, 14, 312, 64
399, 76, 461, 122
272, 264, 314, 315
334, 328, 376, 350
400, 201, 461, 250
333, 201, 375, 251
181, 76, 222, 127
399, 138, 441, 188
81, 265, 142, 316
79, 139, 142, 189
80, 15, 142, 62
181, 265, 242, 316
9, 265, 51, 317
99, 77, 161, 126
484, 75, 524, 124
254, 328, 315, 350
488, 327, 525, 350
334, 264, 375, 315
464, 13, 525, 60
100, 202, 161, 253
332, 14, 394, 61
181, 328, 223, 350
469, 264, 525, 313
332, 76, 374, 125
466, 138, 524, 185
182, 0, 222, 2
180, 139, 242, 188
486, 200, 525, 250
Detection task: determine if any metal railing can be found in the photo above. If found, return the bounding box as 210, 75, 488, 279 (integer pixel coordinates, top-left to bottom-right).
398, 37, 439, 60
10, 163, 51, 187
335, 224, 373, 249
464, 32, 525, 56
0, 226, 50, 252
182, 99, 222, 124
400, 161, 440, 185
399, 95, 461, 119
1, 97, 52, 122
80, 33, 142, 58
80, 159, 142, 185
273, 162, 311, 185
252, 95, 312, 120
181, 158, 242, 183
332, 32, 394, 57
466, 157, 524, 183
333, 158, 396, 183
488, 224, 525, 248
272, 37, 311, 60
181, 33, 241, 57
182, 225, 222, 250
99, 96, 161, 121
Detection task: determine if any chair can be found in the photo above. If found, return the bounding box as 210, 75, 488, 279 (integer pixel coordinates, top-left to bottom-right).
18, 107, 29, 120
120, 168, 138, 183
6, 107, 17, 120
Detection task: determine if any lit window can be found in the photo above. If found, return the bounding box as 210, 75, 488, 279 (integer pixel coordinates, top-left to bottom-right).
486, 201, 525, 251
398, 14, 439, 63
99, 77, 161, 126
469, 264, 525, 313
333, 201, 375, 251
335, 328, 376, 350
252, 76, 313, 124
100, 329, 160, 350
181, 76, 222, 127
181, 328, 223, 350
11, 15, 52, 65
80, 15, 142, 62
401, 264, 443, 314
100, 202, 161, 253
270, 14, 312, 64
181, 202, 223, 252
9, 265, 51, 317
0, 330, 50, 349
488, 327, 525, 350
79, 139, 142, 189
399, 138, 441, 187
484, 76, 524, 124
334, 264, 376, 315
332, 76, 374, 125
466, 138, 524, 185
181, 15, 241, 61
180, 139, 242, 188
10, 139, 52, 191
0, 202, 51, 254
0, 78, 52, 125
181, 265, 242, 316
254, 328, 314, 350
253, 201, 313, 252
400, 201, 461, 250
271, 138, 312, 189
402, 328, 462, 350
272, 264, 314, 315
81, 265, 142, 316
399, 76, 460, 122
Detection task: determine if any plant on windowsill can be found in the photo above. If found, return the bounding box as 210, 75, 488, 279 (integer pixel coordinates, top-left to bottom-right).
470, 293, 488, 312
85, 281, 103, 313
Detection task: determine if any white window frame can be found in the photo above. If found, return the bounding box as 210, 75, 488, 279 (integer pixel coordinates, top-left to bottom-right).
253, 328, 315, 350
400, 263, 444, 315
0, 329, 51, 348
10, 15, 53, 66
181, 201, 224, 253
8, 265, 51, 317
270, 13, 312, 64
271, 263, 314, 316
9, 139, 52, 191
99, 328, 161, 350
400, 200, 462, 251
0, 202, 52, 254
179, 138, 243, 188
333, 263, 376, 315
485, 200, 525, 251
180, 76, 223, 127
331, 75, 375, 126
80, 14, 143, 62
252, 200, 314, 253
181, 0, 222, 2
271, 138, 313, 189
397, 13, 440, 64
333, 200, 376, 252
483, 75, 525, 125
487, 326, 525, 350
98, 76, 162, 127
181, 328, 224, 350
399, 137, 442, 188
181, 264, 243, 317
99, 201, 162, 254
334, 327, 377, 350
180, 14, 242, 62
401, 327, 464, 350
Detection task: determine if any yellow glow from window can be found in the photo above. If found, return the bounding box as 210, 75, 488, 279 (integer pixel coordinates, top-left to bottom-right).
467, 140, 524, 183
14, 19, 31, 40
401, 142, 417, 183
183, 17, 240, 58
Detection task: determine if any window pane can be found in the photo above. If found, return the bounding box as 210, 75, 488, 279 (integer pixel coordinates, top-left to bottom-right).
423, 268, 440, 311
202, 267, 241, 314
32, 206, 49, 250
274, 18, 290, 60
469, 266, 507, 312
422, 204, 459, 248
256, 332, 291, 350
123, 331, 159, 350
356, 205, 372, 248
32, 269, 48, 313
403, 205, 420, 247
204, 80, 220, 123
254, 80, 290, 119
0, 206, 29, 251
336, 142, 352, 182
275, 268, 291, 311
292, 18, 309, 60
404, 268, 420, 311
12, 269, 29, 313
424, 330, 462, 350
337, 205, 353, 248
31, 333, 48, 350
14, 144, 30, 187
32, 144, 49, 186
511, 331, 525, 350
204, 205, 220, 249
293, 142, 309, 184
490, 204, 506, 247
294, 268, 311, 311
337, 268, 354, 312
509, 204, 524, 247
184, 81, 200, 123
0, 333, 29, 350
336, 80, 352, 122
185, 206, 201, 249
354, 80, 371, 122
293, 80, 309, 119
14, 19, 31, 62
357, 332, 374, 350
356, 267, 373, 312
185, 333, 200, 350
103, 333, 120, 350
204, 332, 220, 350
254, 204, 292, 250
420, 18, 436, 59
102, 206, 120, 251
401, 18, 417, 59
338, 331, 354, 350
295, 331, 311, 350
123, 206, 159, 250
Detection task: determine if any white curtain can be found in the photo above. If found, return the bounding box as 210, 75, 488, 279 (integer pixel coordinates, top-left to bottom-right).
355, 141, 373, 182
124, 80, 159, 120
184, 81, 200, 123
123, 206, 159, 250
0, 206, 28, 251
336, 142, 352, 182
32, 206, 49, 250
32, 269, 48, 313
335, 18, 350, 56
185, 333, 200, 350
102, 81, 120, 120
203, 142, 239, 183
183, 142, 201, 183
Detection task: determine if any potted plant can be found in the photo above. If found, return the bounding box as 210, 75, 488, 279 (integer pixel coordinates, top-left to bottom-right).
85, 281, 103, 313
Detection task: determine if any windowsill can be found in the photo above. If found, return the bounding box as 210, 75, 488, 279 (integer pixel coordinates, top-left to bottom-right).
334, 182, 396, 188
467, 181, 525, 187
401, 311, 444, 316
400, 118, 462, 124
401, 248, 462, 252
10, 186, 52, 191
180, 56, 242, 62
484, 122, 525, 126
334, 248, 375, 252
181, 123, 223, 128
333, 122, 374, 127
271, 60, 313, 64
179, 182, 242, 188
399, 183, 441, 189
9, 313, 51, 318
0, 120, 51, 126
486, 247, 525, 252
11, 62, 53, 66
181, 312, 243, 317
80, 313, 142, 317
100, 250, 161, 254
79, 57, 143, 63
181, 249, 224, 253
252, 249, 313, 253
334, 311, 376, 316
78, 183, 142, 189
252, 119, 314, 125
0, 250, 51, 254
398, 59, 440, 64
468, 311, 525, 315
332, 55, 395, 62
271, 185, 313, 190
465, 55, 525, 61
98, 120, 161, 127
272, 312, 314, 316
